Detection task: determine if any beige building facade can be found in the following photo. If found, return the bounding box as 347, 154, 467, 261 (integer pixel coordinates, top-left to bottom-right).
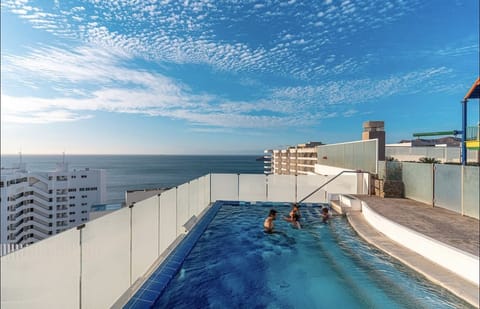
269, 142, 322, 175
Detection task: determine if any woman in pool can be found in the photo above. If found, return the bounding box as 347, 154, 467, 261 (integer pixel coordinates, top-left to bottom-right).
284, 203, 301, 229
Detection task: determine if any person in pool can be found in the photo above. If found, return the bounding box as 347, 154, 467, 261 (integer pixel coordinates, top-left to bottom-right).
264, 209, 277, 233
284, 203, 301, 229
321, 207, 330, 223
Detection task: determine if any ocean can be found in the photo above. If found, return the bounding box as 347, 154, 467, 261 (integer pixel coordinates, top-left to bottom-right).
0, 155, 264, 204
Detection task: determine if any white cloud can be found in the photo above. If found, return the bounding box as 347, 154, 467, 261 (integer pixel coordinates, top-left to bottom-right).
2, 0, 423, 79
272, 67, 452, 106
1, 43, 454, 129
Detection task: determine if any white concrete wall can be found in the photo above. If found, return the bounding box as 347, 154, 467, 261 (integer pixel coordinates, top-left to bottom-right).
361, 202, 479, 285
314, 164, 354, 175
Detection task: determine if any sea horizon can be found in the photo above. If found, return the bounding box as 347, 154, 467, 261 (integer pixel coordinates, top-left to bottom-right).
1, 154, 265, 204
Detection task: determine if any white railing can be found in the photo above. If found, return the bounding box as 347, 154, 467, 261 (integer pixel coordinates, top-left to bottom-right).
1, 173, 362, 308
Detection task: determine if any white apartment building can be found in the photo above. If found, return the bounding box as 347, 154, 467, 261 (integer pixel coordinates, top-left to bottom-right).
268, 142, 322, 175
0, 162, 106, 248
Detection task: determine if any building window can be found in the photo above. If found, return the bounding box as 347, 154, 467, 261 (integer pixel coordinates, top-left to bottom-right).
69, 219, 75, 223
82, 195, 87, 198
71, 175, 76, 179
81, 175, 87, 178
81, 210, 87, 214
68, 188, 77, 192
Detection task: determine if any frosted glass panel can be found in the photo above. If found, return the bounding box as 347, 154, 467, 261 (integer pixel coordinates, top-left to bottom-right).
204, 174, 211, 207
317, 139, 377, 173
1, 229, 79, 309
201, 174, 211, 213
239, 174, 267, 202
434, 164, 461, 212
196, 176, 206, 215
386, 161, 402, 181
402, 162, 433, 205
297, 175, 329, 203
159, 189, 177, 253
82, 207, 130, 309
267, 175, 296, 202
211, 174, 238, 201
322, 174, 357, 195
463, 166, 479, 219
131, 195, 159, 282
377, 161, 386, 180
188, 178, 200, 218
177, 184, 189, 234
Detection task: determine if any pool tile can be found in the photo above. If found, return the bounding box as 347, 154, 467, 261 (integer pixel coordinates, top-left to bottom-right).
136, 289, 160, 303
124, 297, 154, 309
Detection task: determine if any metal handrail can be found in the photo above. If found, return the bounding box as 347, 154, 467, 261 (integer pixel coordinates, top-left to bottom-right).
298, 170, 370, 203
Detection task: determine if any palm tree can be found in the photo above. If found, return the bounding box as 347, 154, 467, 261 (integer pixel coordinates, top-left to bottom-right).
418, 157, 440, 164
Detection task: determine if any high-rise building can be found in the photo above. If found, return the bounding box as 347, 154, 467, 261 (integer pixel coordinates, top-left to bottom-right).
0, 162, 106, 250
268, 142, 323, 175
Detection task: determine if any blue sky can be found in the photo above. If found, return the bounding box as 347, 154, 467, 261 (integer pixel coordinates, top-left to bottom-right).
1, 0, 478, 154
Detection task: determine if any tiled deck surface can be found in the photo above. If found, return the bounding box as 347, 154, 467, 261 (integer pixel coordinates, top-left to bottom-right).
348, 195, 479, 307
354, 195, 479, 257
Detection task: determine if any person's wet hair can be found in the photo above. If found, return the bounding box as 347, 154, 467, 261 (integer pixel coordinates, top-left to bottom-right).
269, 209, 277, 216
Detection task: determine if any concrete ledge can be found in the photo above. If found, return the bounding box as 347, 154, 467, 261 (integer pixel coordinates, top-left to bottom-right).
346, 211, 479, 307
339, 194, 362, 211
330, 200, 344, 214
361, 202, 479, 285
330, 195, 362, 214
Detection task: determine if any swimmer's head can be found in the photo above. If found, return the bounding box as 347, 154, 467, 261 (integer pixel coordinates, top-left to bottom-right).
269, 209, 277, 217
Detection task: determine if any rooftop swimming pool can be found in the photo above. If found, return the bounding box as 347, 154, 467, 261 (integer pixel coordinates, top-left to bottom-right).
126, 202, 472, 308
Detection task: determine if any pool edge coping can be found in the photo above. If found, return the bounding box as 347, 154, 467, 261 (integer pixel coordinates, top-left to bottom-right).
346, 210, 480, 308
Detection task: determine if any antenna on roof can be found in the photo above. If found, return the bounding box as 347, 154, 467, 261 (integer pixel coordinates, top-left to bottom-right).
19, 151, 22, 164
62, 151, 66, 164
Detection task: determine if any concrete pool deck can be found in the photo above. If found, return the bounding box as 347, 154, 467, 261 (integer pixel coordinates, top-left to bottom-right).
345, 195, 479, 307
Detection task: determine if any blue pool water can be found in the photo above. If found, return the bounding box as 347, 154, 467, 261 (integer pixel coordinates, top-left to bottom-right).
145, 202, 471, 308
